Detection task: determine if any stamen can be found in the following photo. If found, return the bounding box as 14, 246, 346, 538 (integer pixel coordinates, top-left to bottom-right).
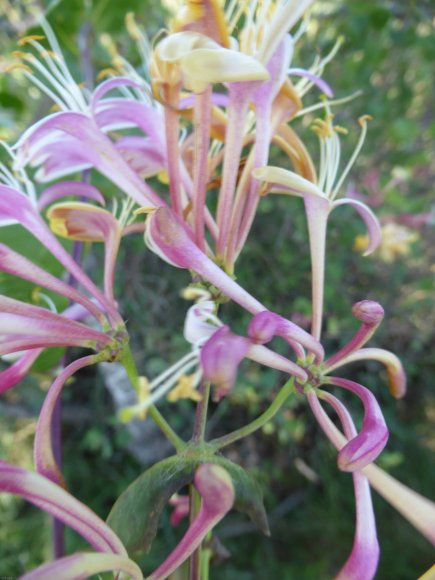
331, 115, 371, 200
17, 35, 45, 46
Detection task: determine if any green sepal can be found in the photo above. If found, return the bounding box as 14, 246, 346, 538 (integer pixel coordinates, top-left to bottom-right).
211, 457, 270, 536
106, 455, 196, 553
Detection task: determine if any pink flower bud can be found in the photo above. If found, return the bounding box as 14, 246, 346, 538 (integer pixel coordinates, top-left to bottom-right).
352, 300, 384, 326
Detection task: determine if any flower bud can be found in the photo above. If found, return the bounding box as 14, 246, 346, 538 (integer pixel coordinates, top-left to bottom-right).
352, 300, 384, 326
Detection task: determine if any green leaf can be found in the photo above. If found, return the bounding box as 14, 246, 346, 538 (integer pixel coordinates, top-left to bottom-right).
106, 455, 196, 553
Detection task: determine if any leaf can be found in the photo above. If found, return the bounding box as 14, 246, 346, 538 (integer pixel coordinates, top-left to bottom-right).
106, 455, 196, 553
212, 457, 270, 536
106, 452, 270, 556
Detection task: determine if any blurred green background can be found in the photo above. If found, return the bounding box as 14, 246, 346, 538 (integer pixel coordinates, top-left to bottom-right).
0, 0, 434, 578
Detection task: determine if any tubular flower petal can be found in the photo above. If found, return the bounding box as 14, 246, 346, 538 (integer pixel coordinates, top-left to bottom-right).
200, 326, 250, 400
148, 464, 234, 580
330, 198, 382, 256
47, 202, 120, 242
37, 181, 106, 211
248, 310, 324, 361
327, 377, 389, 472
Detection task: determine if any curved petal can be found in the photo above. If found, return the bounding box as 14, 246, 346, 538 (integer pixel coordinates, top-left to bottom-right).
313, 391, 379, 580
21, 552, 143, 580
145, 207, 265, 314
331, 198, 381, 255
0, 244, 106, 324
38, 182, 105, 212
200, 326, 250, 400
248, 310, 324, 361
0, 185, 121, 324
0, 461, 126, 554
287, 67, 334, 97
34, 356, 97, 484
0, 349, 42, 393
328, 377, 389, 471
326, 348, 406, 399
91, 76, 146, 113
181, 48, 269, 93
253, 166, 328, 199
307, 391, 435, 547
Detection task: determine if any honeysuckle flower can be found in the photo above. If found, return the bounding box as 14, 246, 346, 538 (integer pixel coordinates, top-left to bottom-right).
9, 24, 163, 207
254, 113, 382, 339
0, 461, 143, 579
148, 463, 235, 580
307, 392, 435, 576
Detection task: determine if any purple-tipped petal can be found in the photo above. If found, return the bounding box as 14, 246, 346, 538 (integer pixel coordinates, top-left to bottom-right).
145, 207, 265, 313
21, 552, 143, 580
328, 377, 389, 471
14, 112, 162, 207
0, 185, 121, 324
248, 310, 324, 361
34, 356, 96, 484
331, 198, 382, 255
0, 349, 42, 393
38, 182, 105, 211
287, 67, 334, 97
200, 326, 250, 401
0, 461, 126, 554
91, 76, 146, 113
318, 392, 379, 580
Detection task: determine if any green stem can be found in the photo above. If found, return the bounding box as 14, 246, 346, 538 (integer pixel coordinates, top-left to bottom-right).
120, 345, 185, 452
210, 378, 296, 449
148, 405, 185, 452
192, 381, 211, 442
188, 485, 202, 580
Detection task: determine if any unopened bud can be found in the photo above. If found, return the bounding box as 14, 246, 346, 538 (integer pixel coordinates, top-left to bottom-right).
352, 300, 384, 325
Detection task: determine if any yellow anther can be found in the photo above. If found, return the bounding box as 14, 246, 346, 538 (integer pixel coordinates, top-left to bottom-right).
358, 114, 373, 126
125, 12, 142, 41
11, 51, 28, 58
17, 35, 45, 46
48, 217, 69, 238
167, 374, 202, 403
180, 286, 211, 301
157, 170, 170, 184
96, 68, 120, 80
334, 125, 348, 135
31, 287, 42, 304
5, 63, 33, 74
134, 206, 157, 216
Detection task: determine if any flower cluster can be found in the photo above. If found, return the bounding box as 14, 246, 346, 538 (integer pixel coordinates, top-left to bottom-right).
1, 1, 434, 579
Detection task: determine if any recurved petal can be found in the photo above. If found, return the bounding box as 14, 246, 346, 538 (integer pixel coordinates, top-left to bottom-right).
253, 166, 328, 199
38, 182, 106, 212
47, 202, 120, 242
180, 47, 269, 93
328, 377, 389, 471
0, 460, 127, 554
331, 198, 381, 255
0, 349, 42, 393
